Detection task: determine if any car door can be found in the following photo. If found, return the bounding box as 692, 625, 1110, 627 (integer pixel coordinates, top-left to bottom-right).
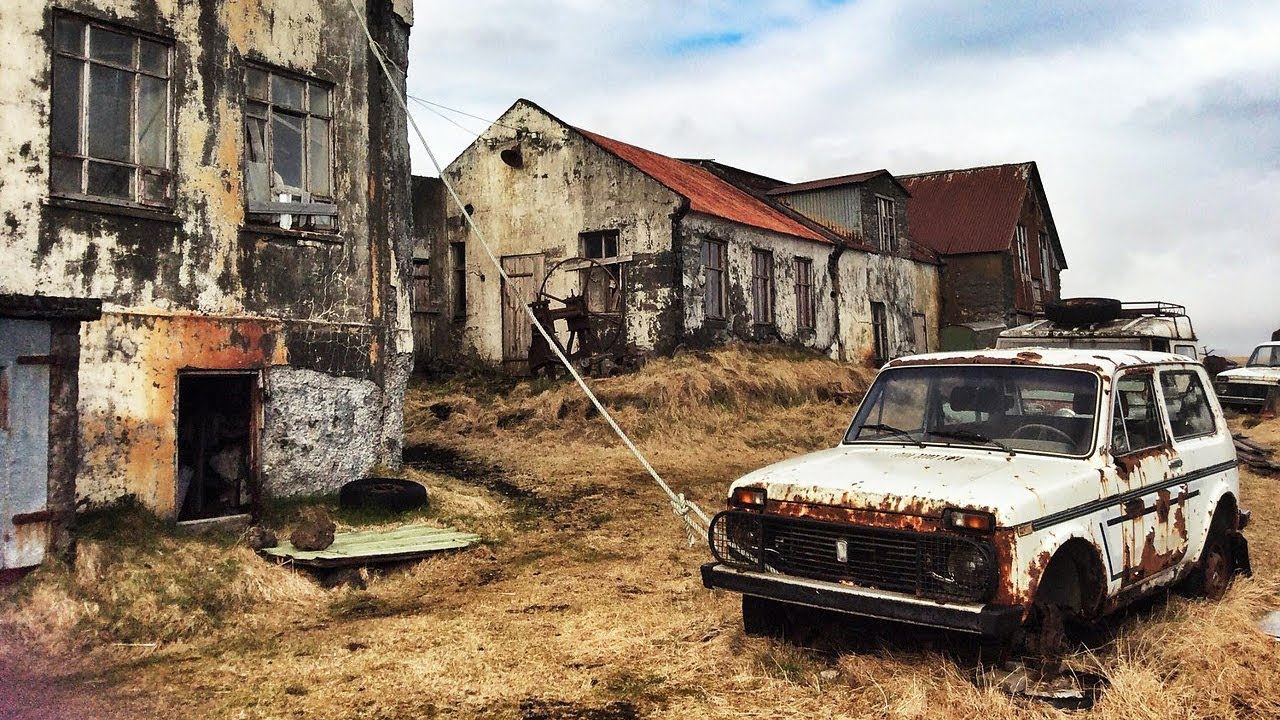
1099, 369, 1177, 587
1154, 366, 1232, 564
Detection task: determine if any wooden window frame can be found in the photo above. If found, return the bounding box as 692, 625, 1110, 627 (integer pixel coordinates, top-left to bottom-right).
702, 239, 727, 320
870, 301, 889, 366
50, 12, 175, 209
578, 230, 625, 315
1039, 230, 1054, 292
795, 256, 815, 330
243, 63, 337, 231
751, 248, 776, 326
876, 195, 897, 252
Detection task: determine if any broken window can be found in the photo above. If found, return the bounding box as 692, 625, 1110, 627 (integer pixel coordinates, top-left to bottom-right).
702, 239, 727, 320
1015, 224, 1031, 281
412, 258, 432, 312
243, 65, 336, 231
450, 242, 467, 321
1160, 371, 1215, 440
751, 248, 775, 326
1111, 373, 1164, 455
578, 230, 624, 314
871, 301, 889, 366
795, 257, 815, 330
876, 196, 897, 252
50, 14, 173, 206
1039, 231, 1054, 293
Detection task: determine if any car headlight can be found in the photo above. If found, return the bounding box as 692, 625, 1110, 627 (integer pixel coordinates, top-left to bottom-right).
946, 543, 990, 582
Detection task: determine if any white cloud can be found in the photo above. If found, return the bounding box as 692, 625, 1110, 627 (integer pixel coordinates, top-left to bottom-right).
406, 1, 1280, 354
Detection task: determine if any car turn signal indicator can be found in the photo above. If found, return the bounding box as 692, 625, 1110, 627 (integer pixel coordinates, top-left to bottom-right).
943, 508, 995, 533
730, 486, 767, 510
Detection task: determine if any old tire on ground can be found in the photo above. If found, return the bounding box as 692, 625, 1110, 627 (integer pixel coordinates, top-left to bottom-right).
742, 595, 789, 638
338, 477, 428, 513
1044, 297, 1122, 326
1186, 532, 1233, 600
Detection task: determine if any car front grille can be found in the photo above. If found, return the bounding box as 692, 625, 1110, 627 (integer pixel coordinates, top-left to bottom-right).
1215, 382, 1272, 401
709, 511, 996, 603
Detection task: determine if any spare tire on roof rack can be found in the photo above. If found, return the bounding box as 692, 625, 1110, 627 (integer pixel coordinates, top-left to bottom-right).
1044, 297, 1122, 326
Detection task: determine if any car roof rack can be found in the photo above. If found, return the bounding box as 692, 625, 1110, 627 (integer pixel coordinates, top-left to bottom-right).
1116, 301, 1186, 318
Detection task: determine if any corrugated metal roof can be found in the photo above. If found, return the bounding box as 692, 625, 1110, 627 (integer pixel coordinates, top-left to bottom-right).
898, 163, 1032, 255
261, 524, 482, 568
576, 128, 830, 244
767, 169, 906, 196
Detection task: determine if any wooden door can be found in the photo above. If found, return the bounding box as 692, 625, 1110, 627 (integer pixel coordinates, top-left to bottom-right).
0, 319, 52, 569
501, 254, 545, 373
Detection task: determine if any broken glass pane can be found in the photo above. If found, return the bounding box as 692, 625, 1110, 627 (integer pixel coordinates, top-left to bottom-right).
89, 27, 133, 67
271, 74, 304, 111
51, 156, 82, 194
246, 68, 268, 100
140, 168, 170, 204
271, 112, 304, 190
86, 161, 132, 199
244, 115, 268, 201
137, 75, 167, 167
54, 16, 84, 55
139, 39, 168, 76
308, 117, 330, 196
51, 56, 82, 154
309, 84, 329, 116
87, 64, 133, 163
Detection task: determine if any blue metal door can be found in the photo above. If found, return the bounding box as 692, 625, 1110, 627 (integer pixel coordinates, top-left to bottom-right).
1, 319, 51, 569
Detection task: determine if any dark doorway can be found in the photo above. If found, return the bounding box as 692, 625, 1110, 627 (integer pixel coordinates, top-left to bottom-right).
176, 373, 258, 521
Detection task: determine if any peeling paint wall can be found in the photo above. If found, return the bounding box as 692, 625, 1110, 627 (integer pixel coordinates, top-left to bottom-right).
0, 0, 414, 516
440, 100, 685, 364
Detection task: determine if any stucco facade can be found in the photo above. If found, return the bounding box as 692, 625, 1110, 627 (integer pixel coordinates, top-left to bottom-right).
421, 100, 938, 370
0, 0, 414, 519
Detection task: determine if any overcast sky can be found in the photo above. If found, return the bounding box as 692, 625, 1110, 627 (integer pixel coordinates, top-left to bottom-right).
405, 1, 1279, 356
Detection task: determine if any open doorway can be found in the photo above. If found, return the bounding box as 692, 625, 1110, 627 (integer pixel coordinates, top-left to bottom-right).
176, 373, 259, 521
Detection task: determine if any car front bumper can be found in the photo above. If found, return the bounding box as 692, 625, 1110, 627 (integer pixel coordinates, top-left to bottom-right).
702, 562, 1024, 639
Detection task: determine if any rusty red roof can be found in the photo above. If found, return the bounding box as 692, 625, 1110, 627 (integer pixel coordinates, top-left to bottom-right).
898, 163, 1033, 255
767, 169, 907, 196
576, 128, 829, 244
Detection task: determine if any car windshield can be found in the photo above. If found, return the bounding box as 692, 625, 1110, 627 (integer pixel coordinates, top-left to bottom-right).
844, 365, 1100, 456
1247, 346, 1280, 368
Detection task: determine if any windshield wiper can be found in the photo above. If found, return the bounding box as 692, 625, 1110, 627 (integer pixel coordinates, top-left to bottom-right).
856, 423, 925, 447
927, 429, 1016, 455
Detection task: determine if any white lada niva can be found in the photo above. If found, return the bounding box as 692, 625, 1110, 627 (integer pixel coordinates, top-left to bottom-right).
702, 348, 1251, 649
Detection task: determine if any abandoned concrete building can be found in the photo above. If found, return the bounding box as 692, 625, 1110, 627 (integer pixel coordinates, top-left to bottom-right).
413, 99, 940, 373
899, 163, 1067, 345
0, 0, 415, 553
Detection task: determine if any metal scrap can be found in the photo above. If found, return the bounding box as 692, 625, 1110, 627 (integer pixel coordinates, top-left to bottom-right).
261, 524, 481, 569
1233, 434, 1280, 475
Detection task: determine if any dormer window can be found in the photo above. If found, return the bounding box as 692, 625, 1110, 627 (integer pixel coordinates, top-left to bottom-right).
876, 196, 897, 252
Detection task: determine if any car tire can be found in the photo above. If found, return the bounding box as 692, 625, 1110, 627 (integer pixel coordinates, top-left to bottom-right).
338, 477, 429, 513
1044, 297, 1122, 326
741, 595, 789, 638
1186, 531, 1233, 600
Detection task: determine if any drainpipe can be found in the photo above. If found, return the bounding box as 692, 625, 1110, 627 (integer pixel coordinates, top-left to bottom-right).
827, 243, 846, 361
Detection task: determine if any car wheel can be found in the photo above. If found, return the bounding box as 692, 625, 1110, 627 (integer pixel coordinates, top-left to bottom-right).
741, 595, 789, 638
338, 477, 429, 513
1190, 532, 1233, 600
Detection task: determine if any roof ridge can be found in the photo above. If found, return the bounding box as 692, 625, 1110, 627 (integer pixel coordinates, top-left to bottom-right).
898, 161, 1033, 179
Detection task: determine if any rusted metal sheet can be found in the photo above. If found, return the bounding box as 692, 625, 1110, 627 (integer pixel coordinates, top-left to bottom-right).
261, 524, 481, 569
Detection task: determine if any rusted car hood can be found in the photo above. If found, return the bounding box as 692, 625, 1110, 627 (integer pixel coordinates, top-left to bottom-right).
729, 444, 1097, 527
1217, 366, 1280, 384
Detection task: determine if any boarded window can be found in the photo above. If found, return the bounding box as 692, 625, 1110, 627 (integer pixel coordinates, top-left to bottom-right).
1111, 373, 1164, 455
1039, 231, 1054, 292
1015, 224, 1030, 280
1160, 371, 1216, 440
795, 257, 815, 330
876, 196, 897, 252
911, 312, 928, 353
702, 239, 726, 319
579, 230, 624, 314
751, 249, 775, 326
412, 259, 431, 312
243, 65, 336, 231
871, 301, 889, 366
450, 242, 466, 320
50, 14, 173, 206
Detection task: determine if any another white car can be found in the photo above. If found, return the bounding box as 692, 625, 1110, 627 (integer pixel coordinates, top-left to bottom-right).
1214, 343, 1280, 413
702, 348, 1250, 652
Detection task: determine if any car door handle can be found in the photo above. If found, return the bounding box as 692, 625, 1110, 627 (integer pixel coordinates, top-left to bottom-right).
1170, 458, 1183, 470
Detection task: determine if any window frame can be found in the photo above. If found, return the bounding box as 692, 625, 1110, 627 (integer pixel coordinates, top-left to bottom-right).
1158, 369, 1217, 442
1039, 230, 1054, 292
1015, 224, 1031, 281
49, 12, 175, 209
450, 242, 467, 321
1109, 370, 1166, 457
870, 301, 889, 366
751, 248, 776, 326
242, 62, 337, 231
578, 230, 625, 315
702, 239, 727, 320
795, 256, 815, 330
875, 195, 897, 252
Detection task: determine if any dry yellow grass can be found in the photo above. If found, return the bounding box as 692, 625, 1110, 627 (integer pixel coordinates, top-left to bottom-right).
3, 350, 1280, 719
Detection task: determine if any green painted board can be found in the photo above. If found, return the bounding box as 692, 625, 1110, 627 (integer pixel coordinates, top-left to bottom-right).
261, 524, 482, 568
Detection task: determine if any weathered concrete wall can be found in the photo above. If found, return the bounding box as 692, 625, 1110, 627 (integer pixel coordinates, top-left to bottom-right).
835, 251, 939, 366
679, 213, 839, 351
938, 252, 1013, 327
441, 100, 685, 364
857, 174, 911, 255
0, 0, 414, 515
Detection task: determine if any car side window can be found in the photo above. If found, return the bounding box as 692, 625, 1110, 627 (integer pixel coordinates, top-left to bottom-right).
1160, 370, 1216, 440
1111, 373, 1164, 455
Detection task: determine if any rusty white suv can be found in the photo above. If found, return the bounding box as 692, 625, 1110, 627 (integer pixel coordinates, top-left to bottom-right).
702, 349, 1250, 650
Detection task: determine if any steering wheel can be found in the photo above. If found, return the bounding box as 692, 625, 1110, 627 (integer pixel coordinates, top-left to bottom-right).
1011, 423, 1074, 445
